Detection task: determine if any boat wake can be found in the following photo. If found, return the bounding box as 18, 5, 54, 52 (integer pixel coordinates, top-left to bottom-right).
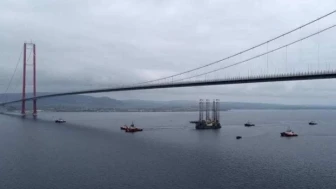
141, 126, 191, 131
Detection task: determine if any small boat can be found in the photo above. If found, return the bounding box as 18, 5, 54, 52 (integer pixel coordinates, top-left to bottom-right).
236, 136, 242, 139
55, 118, 66, 123
309, 121, 317, 125
189, 120, 199, 124
125, 127, 143, 132
281, 128, 298, 137
125, 122, 143, 133
244, 121, 255, 127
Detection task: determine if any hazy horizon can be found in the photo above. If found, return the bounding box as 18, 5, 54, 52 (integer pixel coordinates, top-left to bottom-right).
1, 92, 335, 107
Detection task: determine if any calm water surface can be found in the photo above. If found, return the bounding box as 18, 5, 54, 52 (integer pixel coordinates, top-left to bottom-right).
1, 110, 336, 189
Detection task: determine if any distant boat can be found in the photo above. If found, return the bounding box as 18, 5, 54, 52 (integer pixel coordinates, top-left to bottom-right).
281, 128, 298, 137
55, 118, 66, 123
309, 121, 317, 125
189, 120, 199, 124
236, 136, 242, 139
244, 121, 255, 127
125, 122, 143, 133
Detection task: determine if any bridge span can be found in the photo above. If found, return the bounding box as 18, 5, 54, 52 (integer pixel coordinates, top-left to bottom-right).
1, 70, 336, 106
1, 10, 336, 116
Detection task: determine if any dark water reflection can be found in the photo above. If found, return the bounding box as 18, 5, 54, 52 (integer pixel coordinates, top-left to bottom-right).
0, 110, 336, 189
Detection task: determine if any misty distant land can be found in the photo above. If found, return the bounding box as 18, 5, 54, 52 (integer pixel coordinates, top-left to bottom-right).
1, 93, 336, 112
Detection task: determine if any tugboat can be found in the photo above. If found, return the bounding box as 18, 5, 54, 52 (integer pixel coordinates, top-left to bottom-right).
125, 122, 143, 133
309, 121, 317, 125
244, 121, 255, 127
281, 128, 298, 137
55, 118, 66, 123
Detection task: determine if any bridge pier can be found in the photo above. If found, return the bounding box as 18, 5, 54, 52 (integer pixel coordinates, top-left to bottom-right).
33, 99, 37, 117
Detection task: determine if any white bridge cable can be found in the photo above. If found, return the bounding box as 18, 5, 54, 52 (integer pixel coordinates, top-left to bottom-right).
134, 9, 336, 85
172, 24, 336, 82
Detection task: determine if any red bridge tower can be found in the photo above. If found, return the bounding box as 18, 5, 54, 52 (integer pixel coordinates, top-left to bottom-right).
21, 42, 37, 117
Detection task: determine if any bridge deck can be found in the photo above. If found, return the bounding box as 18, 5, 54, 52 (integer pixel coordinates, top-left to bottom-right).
1, 70, 336, 105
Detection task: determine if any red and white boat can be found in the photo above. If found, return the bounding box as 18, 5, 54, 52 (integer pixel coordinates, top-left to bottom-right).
281, 128, 298, 137
125, 122, 143, 133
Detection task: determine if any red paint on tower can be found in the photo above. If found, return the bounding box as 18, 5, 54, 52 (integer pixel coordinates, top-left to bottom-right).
33, 44, 37, 116
21, 43, 26, 115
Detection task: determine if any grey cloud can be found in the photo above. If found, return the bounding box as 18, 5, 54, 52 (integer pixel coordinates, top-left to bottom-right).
1, 0, 336, 105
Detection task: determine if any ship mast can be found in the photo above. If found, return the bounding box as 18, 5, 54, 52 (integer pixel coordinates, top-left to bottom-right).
199, 99, 204, 121
212, 99, 216, 122
205, 99, 210, 121
216, 99, 220, 122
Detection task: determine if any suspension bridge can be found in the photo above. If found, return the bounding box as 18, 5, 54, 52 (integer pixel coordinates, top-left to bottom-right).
1, 10, 336, 117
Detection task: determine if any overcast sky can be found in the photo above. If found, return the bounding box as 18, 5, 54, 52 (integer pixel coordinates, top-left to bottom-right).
1, 0, 336, 105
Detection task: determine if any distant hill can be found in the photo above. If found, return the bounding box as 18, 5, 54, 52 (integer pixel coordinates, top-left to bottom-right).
1, 93, 336, 111
0, 93, 123, 109
122, 99, 336, 110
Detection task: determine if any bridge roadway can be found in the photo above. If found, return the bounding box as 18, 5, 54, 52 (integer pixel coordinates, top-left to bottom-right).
1, 70, 336, 105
